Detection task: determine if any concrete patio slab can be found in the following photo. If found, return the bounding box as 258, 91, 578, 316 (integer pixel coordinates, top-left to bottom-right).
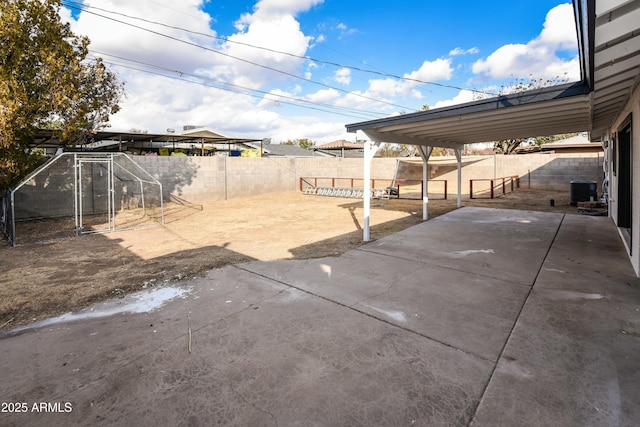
471, 212, 640, 427
1, 268, 492, 426
244, 257, 530, 361
359, 207, 563, 285
1, 207, 639, 426
239, 249, 426, 308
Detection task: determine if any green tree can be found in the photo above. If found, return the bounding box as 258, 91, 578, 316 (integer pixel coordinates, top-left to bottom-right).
0, 0, 125, 191
375, 143, 404, 157
281, 138, 315, 150
533, 133, 580, 146
375, 143, 418, 157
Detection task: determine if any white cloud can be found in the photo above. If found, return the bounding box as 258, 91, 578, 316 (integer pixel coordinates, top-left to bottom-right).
449, 47, 479, 56
224, 1, 324, 87
62, 0, 353, 142
405, 58, 453, 82
106, 74, 257, 133
334, 68, 351, 85
304, 88, 340, 103
223, 17, 310, 86
270, 119, 350, 143
257, 89, 293, 108
433, 89, 477, 109
245, 0, 324, 19
538, 3, 578, 50
365, 58, 453, 99
335, 91, 387, 112
335, 22, 357, 38
472, 3, 579, 81
67, 1, 218, 71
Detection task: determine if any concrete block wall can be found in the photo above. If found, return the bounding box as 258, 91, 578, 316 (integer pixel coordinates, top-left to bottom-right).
294, 158, 397, 188
131, 153, 602, 203
226, 157, 297, 198
6, 151, 603, 230
494, 153, 603, 191
135, 156, 226, 203
419, 153, 603, 195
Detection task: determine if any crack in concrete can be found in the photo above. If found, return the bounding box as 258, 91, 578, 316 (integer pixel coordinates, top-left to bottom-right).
357, 246, 533, 289
352, 278, 395, 308
234, 264, 494, 364
230, 383, 279, 426
468, 213, 566, 425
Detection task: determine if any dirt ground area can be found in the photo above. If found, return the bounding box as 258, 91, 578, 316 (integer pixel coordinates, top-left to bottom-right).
1, 187, 583, 331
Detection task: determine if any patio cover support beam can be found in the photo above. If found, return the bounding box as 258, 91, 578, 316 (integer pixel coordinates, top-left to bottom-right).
363, 138, 381, 242
455, 148, 462, 208
417, 146, 433, 220
358, 130, 464, 150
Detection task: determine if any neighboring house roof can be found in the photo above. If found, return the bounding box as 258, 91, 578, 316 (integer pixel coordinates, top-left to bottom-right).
515, 134, 604, 154
315, 140, 364, 150
179, 127, 226, 139
313, 140, 365, 158
346, 0, 639, 147
314, 149, 364, 158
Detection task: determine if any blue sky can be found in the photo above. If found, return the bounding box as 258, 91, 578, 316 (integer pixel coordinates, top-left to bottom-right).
61, 0, 579, 143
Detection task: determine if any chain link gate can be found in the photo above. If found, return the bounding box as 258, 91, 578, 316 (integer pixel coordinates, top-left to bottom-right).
3, 153, 164, 246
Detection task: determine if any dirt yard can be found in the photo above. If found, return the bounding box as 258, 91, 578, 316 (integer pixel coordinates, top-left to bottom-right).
1, 188, 581, 331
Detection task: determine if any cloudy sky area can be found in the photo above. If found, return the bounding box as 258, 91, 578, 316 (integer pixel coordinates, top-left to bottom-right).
61, 0, 580, 143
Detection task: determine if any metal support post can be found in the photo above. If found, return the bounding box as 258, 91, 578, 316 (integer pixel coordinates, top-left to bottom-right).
363, 139, 380, 242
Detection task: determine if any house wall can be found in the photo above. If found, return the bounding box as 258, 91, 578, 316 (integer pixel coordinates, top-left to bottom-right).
605, 85, 640, 276
134, 152, 602, 203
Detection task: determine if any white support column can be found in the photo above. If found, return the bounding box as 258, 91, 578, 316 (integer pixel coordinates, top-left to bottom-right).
363, 139, 380, 241
417, 146, 433, 220
455, 148, 462, 208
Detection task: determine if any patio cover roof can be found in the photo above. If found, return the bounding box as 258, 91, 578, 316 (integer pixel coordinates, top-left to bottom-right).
346, 83, 592, 148
345, 0, 640, 146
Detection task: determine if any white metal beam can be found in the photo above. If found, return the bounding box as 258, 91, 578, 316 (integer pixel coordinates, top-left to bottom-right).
362, 138, 380, 242
417, 146, 433, 220
455, 148, 462, 208
360, 129, 465, 149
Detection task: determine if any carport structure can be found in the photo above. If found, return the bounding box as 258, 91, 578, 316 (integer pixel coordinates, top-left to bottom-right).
31, 128, 261, 156
347, 83, 592, 240
346, 0, 640, 254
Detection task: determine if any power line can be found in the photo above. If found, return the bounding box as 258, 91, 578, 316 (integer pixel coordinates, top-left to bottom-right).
91, 51, 384, 119
89, 52, 383, 121
61, 1, 418, 111
63, 0, 495, 97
